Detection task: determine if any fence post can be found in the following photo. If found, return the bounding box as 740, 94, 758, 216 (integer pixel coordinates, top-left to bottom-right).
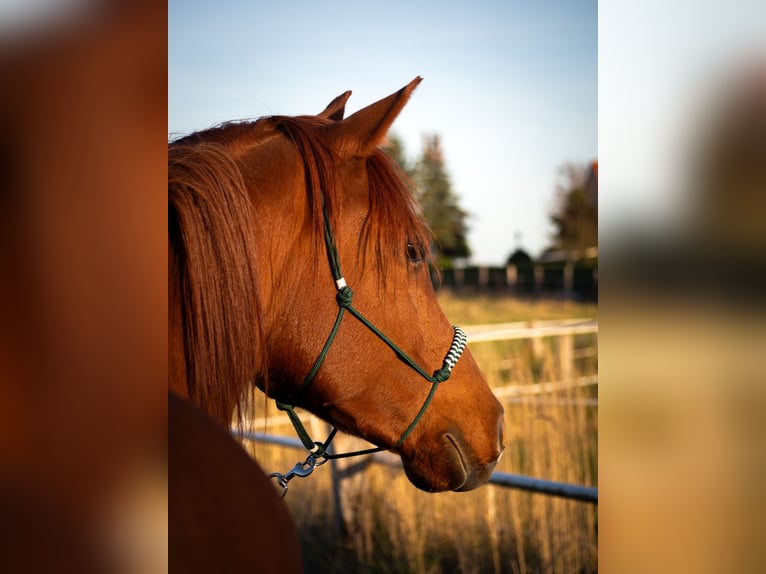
310, 418, 347, 537
328, 441, 346, 538
326, 432, 373, 537
506, 264, 517, 293
454, 267, 464, 292
529, 321, 543, 380
563, 261, 574, 298
478, 266, 489, 291
558, 331, 574, 382
534, 264, 544, 294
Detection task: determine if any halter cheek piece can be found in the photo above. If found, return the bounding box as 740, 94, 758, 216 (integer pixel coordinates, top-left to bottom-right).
269, 187, 468, 497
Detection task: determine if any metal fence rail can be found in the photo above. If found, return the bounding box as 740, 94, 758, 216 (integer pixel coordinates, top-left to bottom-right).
236, 430, 598, 504
489, 472, 597, 503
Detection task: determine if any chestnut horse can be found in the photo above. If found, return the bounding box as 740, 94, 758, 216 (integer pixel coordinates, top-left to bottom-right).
169, 78, 504, 496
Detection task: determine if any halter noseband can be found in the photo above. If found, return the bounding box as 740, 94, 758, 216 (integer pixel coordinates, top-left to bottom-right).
270, 187, 468, 495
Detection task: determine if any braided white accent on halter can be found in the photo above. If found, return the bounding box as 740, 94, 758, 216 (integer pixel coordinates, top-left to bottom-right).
441, 325, 468, 374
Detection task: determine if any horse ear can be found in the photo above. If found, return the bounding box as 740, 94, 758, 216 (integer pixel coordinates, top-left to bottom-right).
326, 76, 422, 158
318, 90, 352, 121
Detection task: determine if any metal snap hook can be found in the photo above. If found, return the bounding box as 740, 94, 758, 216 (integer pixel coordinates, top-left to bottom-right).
269, 454, 319, 498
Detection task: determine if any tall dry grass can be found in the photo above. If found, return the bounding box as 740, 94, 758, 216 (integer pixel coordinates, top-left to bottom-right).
436, 292, 597, 325
244, 295, 597, 574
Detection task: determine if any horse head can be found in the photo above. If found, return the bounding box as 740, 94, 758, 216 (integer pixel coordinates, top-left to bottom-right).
169, 78, 505, 492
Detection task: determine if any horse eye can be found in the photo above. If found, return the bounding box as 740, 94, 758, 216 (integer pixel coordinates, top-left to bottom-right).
406, 243, 425, 263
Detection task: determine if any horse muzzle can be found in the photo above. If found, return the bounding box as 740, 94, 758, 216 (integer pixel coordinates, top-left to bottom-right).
400, 423, 505, 493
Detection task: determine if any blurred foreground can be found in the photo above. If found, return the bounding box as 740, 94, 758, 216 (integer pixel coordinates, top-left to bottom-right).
600, 13, 766, 571
0, 2, 167, 572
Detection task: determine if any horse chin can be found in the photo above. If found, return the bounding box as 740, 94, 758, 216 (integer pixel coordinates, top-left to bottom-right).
447, 433, 500, 492
400, 434, 498, 493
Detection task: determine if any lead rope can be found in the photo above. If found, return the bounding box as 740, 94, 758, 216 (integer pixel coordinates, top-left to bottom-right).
269, 189, 468, 497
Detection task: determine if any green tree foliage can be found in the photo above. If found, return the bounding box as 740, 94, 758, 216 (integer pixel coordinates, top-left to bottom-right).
550, 162, 598, 251
383, 134, 410, 173
385, 134, 470, 268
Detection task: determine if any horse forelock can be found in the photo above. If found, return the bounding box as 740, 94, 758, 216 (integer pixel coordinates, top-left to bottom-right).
363, 150, 434, 277
270, 116, 434, 285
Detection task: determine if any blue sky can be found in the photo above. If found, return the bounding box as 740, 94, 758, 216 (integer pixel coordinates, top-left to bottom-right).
169, 0, 597, 264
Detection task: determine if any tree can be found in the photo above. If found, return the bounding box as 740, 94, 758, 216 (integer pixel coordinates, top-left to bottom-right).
383, 133, 410, 173
409, 134, 471, 268
507, 248, 532, 266
549, 162, 598, 252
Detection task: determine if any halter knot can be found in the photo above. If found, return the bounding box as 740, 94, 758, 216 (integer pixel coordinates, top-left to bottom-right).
431, 367, 452, 383
336, 285, 354, 308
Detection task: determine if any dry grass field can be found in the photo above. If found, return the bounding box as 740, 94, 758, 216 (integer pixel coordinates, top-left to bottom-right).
244, 294, 598, 574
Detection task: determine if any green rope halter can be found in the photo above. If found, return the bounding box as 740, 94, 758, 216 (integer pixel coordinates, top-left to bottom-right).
275, 188, 469, 462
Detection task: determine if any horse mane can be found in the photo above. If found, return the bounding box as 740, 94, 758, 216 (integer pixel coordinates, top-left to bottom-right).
168, 115, 433, 425
168, 142, 264, 426
272, 116, 434, 278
